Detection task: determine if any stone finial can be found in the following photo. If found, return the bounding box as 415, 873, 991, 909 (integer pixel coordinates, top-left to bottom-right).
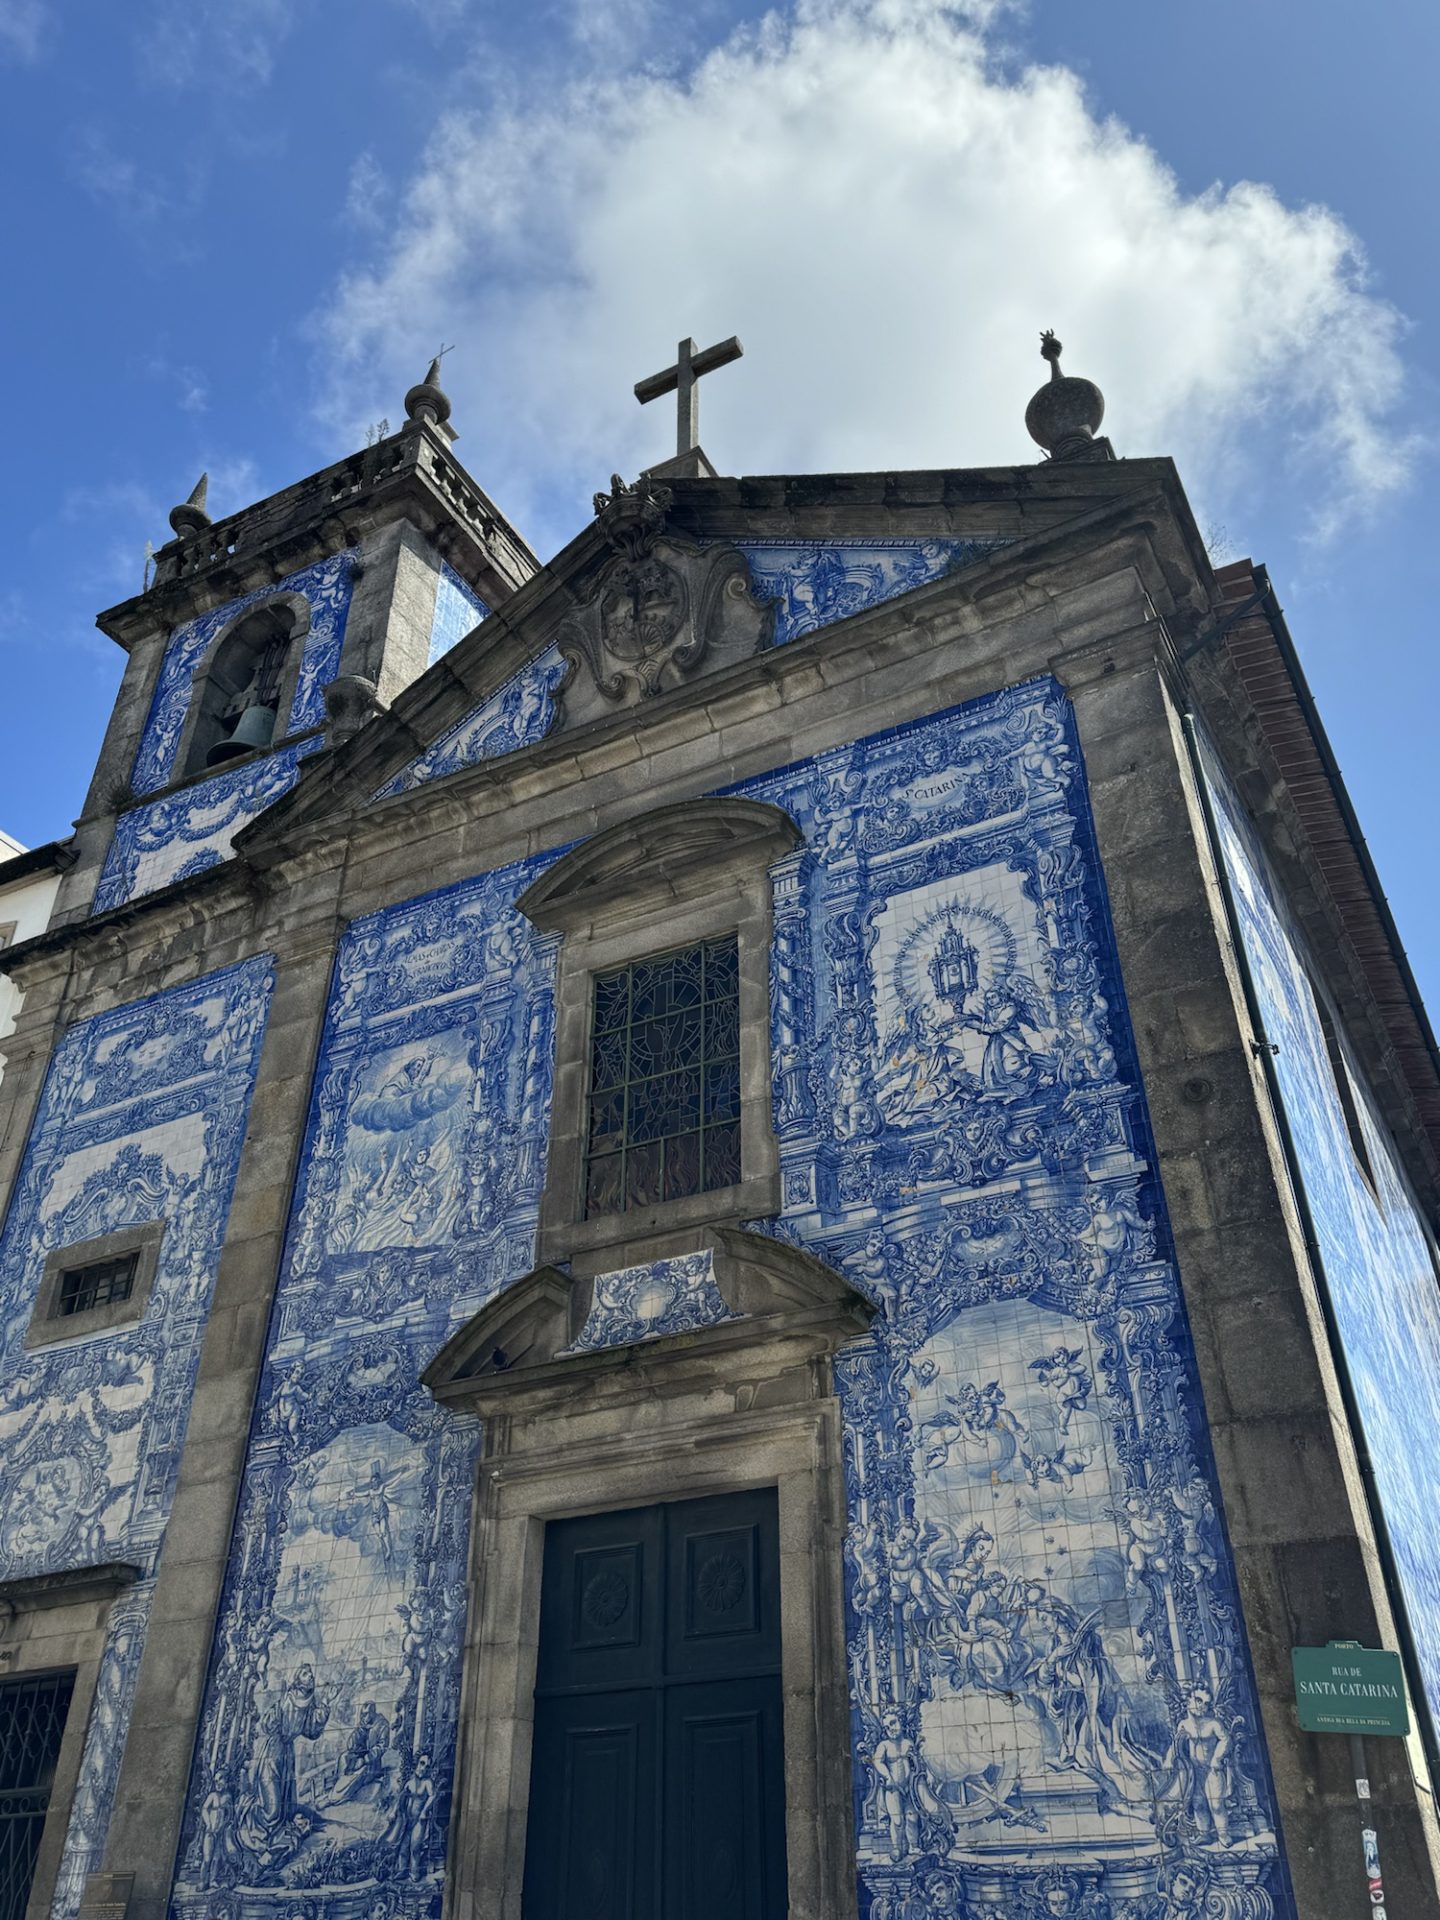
168, 472, 211, 538
404, 355, 453, 429
1024, 331, 1108, 462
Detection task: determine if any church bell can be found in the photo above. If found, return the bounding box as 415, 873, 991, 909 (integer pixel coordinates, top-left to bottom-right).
207, 700, 277, 766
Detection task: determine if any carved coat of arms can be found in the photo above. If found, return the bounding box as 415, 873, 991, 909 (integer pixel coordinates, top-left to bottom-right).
553, 475, 774, 726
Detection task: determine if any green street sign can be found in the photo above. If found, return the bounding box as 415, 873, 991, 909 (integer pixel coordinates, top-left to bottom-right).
1292, 1642, 1409, 1737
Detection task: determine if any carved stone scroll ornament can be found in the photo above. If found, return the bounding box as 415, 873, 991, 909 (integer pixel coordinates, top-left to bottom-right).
553, 474, 776, 727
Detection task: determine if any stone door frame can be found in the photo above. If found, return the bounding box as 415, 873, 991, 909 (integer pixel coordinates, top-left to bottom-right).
427, 1236, 868, 1920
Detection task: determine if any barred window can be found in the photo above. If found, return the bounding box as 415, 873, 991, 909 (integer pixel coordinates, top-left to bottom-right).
57, 1253, 137, 1318
585, 937, 741, 1217
0, 1669, 75, 1920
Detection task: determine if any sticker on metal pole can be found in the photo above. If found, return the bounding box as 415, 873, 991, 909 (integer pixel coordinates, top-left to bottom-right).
1291, 1642, 1409, 1737
1364, 1825, 1387, 1918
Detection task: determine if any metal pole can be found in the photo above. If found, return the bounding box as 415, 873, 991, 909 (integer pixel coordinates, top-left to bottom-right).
1351, 1731, 1389, 1918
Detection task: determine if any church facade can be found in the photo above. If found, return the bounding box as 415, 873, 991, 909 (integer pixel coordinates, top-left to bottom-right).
2, 347, 1439, 1920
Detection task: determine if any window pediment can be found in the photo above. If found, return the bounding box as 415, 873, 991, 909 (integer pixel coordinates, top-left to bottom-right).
515, 798, 800, 934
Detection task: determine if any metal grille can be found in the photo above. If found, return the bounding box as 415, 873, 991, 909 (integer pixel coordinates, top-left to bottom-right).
0, 1671, 74, 1920
58, 1253, 136, 1317
585, 937, 741, 1216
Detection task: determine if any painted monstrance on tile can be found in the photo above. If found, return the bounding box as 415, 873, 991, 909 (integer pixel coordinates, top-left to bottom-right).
748, 681, 1287, 1917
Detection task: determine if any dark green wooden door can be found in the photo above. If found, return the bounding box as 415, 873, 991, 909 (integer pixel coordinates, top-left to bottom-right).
523, 1490, 787, 1920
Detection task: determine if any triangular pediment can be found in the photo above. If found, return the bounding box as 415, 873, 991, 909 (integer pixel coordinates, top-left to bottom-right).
237, 455, 1192, 852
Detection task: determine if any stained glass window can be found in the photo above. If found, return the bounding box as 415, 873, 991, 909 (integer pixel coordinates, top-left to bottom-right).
585, 936, 742, 1216
57, 1253, 137, 1318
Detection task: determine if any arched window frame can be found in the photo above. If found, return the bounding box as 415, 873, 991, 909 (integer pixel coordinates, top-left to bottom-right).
172, 590, 314, 781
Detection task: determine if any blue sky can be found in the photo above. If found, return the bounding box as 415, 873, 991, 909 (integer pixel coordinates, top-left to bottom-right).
1, 0, 1435, 1003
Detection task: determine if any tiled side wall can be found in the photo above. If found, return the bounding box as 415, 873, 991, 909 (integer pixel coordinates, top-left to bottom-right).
1202, 744, 1440, 1750
426, 562, 487, 668
169, 682, 1293, 1919
0, 958, 275, 1916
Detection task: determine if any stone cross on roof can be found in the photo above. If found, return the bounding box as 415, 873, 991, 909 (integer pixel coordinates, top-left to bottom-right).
634, 335, 743, 458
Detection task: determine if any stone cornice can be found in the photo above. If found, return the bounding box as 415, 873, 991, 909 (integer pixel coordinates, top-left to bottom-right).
95, 423, 539, 653
0, 1561, 141, 1617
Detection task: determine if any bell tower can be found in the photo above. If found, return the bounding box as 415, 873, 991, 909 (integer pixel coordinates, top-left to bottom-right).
55, 362, 538, 923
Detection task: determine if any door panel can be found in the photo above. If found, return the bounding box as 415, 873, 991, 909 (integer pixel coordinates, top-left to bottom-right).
667, 1493, 780, 1681
524, 1693, 656, 1920
664, 1678, 786, 1920
537, 1505, 661, 1695
525, 1490, 786, 1920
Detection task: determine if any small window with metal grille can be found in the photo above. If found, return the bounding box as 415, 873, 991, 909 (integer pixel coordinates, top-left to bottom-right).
56, 1253, 138, 1319
584, 936, 741, 1217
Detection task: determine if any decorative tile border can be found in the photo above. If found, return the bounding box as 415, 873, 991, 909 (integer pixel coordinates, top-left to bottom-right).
94, 739, 324, 912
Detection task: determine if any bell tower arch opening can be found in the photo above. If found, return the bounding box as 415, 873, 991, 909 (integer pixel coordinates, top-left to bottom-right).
180, 594, 309, 775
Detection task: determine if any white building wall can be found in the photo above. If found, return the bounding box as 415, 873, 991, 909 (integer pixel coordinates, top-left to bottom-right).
0, 830, 63, 1081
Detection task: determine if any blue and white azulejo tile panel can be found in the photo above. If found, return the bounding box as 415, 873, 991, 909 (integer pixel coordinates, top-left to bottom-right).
373, 644, 567, 800
1201, 738, 1440, 1752
0, 957, 274, 1918
738, 537, 1013, 647
130, 552, 355, 797
171, 864, 561, 1920
565, 1249, 736, 1354
93, 738, 325, 912
427, 561, 488, 667
743, 683, 1294, 1918
172, 677, 1294, 1919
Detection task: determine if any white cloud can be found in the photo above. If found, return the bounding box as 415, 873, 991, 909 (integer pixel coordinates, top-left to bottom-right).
142, 0, 297, 88
0, 0, 46, 62
315, 0, 1420, 555
141, 0, 473, 88
145, 352, 210, 415
344, 151, 392, 234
